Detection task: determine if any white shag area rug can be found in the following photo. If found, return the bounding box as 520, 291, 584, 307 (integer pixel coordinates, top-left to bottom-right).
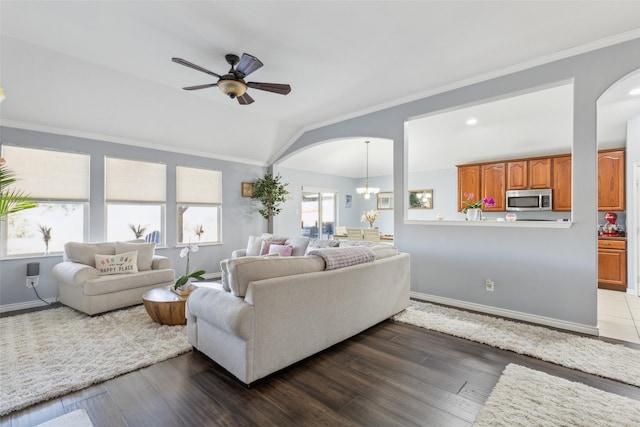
37, 409, 94, 427
474, 364, 640, 427
0, 305, 191, 415
393, 300, 640, 386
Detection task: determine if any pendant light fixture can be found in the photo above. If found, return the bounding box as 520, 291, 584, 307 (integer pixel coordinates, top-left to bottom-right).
356, 141, 380, 199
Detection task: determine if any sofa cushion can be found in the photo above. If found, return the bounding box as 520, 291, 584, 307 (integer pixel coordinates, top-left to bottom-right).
306, 246, 376, 270
64, 242, 116, 267
369, 244, 399, 259
83, 269, 175, 296
95, 251, 139, 275
260, 239, 286, 255
246, 235, 270, 256
284, 236, 310, 256
227, 256, 325, 297
305, 238, 340, 254
268, 244, 293, 257
115, 241, 155, 271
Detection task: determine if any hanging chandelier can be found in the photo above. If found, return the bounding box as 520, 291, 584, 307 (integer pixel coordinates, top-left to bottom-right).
356, 141, 380, 199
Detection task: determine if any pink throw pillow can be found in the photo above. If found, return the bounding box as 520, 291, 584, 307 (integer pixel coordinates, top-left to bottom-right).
268, 244, 293, 257
260, 240, 285, 255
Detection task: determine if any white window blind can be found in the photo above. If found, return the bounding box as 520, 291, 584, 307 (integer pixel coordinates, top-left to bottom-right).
105, 157, 166, 202
1, 145, 90, 201
177, 166, 222, 204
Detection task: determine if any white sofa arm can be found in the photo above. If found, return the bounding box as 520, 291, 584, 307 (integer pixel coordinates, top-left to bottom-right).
231, 249, 247, 258
152, 255, 172, 270
52, 261, 98, 285
186, 287, 254, 339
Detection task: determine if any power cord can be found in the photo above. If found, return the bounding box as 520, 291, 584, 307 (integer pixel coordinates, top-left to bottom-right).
30, 282, 52, 306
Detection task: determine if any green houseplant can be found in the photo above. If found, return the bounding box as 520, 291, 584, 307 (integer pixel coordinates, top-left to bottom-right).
251, 172, 289, 233
0, 157, 37, 219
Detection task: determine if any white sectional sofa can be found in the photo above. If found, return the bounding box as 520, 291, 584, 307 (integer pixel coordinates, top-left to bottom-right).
186, 243, 410, 385
52, 241, 174, 315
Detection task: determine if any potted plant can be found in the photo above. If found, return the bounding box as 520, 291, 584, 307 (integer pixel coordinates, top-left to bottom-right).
0, 157, 37, 219
251, 172, 289, 233
129, 223, 148, 239
174, 243, 206, 294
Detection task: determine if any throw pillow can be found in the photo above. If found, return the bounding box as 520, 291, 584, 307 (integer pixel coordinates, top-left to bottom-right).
94, 251, 139, 275
246, 236, 267, 256
115, 241, 155, 271
268, 244, 293, 257
260, 240, 286, 256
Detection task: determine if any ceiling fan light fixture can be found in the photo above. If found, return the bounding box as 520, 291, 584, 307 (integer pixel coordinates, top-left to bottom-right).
356, 141, 380, 199
218, 79, 247, 99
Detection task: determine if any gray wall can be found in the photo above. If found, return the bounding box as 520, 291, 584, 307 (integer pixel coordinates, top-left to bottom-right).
627, 115, 640, 294
0, 127, 266, 309
275, 38, 640, 330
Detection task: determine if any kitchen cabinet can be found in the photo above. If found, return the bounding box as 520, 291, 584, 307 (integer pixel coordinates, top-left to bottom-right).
507, 161, 527, 190
480, 163, 505, 211
458, 165, 480, 212
529, 158, 552, 189
552, 156, 572, 211
598, 239, 627, 291
507, 158, 552, 190
598, 150, 625, 211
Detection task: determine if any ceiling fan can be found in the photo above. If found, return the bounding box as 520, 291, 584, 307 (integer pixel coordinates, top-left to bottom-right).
172, 53, 291, 105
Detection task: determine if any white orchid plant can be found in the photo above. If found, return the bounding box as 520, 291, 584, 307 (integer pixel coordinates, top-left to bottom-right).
174, 243, 206, 290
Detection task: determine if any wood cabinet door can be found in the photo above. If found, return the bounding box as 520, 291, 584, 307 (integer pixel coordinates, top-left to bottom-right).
481, 163, 505, 211
529, 158, 552, 189
598, 249, 627, 287
458, 165, 480, 212
507, 161, 527, 190
552, 156, 571, 211
598, 150, 625, 211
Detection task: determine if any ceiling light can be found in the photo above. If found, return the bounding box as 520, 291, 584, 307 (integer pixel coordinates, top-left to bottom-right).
466, 118, 478, 125
630, 87, 640, 96
217, 79, 247, 99
356, 141, 380, 199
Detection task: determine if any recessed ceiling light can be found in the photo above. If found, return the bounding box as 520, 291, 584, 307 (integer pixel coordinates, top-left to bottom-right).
466, 118, 478, 126
630, 87, 640, 96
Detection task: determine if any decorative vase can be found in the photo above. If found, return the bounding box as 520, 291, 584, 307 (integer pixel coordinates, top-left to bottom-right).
466, 208, 482, 221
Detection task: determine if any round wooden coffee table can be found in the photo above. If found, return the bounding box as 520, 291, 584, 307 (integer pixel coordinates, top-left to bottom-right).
142, 286, 189, 326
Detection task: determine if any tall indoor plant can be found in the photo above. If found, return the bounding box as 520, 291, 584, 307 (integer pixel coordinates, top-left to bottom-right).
0, 157, 37, 219
251, 172, 289, 233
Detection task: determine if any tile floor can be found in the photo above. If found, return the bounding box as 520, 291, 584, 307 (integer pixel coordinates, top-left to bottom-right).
598, 288, 640, 343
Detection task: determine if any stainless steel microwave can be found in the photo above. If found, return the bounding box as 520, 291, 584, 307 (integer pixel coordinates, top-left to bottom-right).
506, 189, 552, 211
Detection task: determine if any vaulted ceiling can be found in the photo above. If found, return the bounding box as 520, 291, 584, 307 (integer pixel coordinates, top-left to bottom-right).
1, 1, 639, 174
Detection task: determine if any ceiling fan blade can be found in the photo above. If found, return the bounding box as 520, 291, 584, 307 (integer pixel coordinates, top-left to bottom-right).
237, 93, 255, 105
182, 83, 218, 91
172, 58, 221, 78
247, 82, 291, 95
236, 53, 263, 78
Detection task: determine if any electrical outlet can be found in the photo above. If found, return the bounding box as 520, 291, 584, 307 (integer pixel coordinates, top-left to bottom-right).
485, 279, 494, 292
26, 277, 39, 288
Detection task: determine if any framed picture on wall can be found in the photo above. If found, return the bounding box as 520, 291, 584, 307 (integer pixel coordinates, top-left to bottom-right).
409, 189, 433, 209
377, 192, 393, 210
345, 194, 352, 208
241, 182, 254, 197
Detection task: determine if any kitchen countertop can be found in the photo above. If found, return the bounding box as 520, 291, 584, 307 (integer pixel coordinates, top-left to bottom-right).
598, 235, 626, 240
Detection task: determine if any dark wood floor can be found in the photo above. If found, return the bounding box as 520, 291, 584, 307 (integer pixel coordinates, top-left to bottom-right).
2, 315, 640, 427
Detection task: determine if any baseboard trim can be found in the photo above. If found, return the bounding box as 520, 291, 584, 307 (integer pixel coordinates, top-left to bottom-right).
203, 272, 222, 280
1, 297, 59, 314
410, 291, 600, 336
1, 274, 223, 314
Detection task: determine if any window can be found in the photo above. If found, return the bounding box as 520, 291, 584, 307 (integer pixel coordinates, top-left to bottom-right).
301, 188, 337, 239
105, 157, 166, 243
1, 145, 90, 256
176, 166, 222, 244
